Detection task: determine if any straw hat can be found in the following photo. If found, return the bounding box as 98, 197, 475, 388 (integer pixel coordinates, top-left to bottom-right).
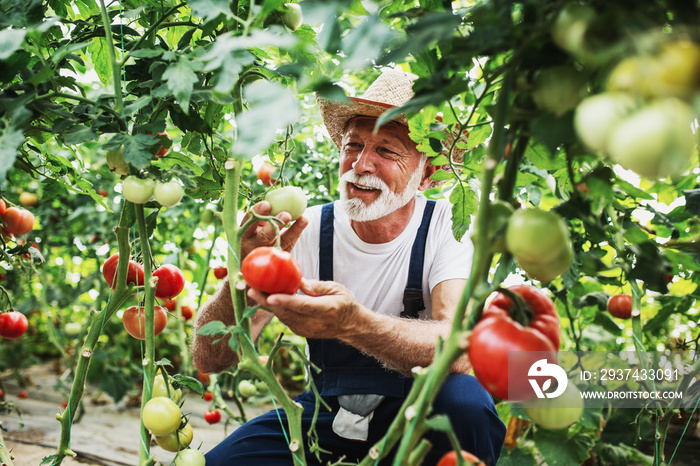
317, 69, 467, 188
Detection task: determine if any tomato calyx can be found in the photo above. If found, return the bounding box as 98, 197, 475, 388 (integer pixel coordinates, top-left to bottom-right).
493, 287, 535, 328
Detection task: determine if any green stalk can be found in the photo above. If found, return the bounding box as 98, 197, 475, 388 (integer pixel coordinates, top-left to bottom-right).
52, 205, 135, 465
134, 203, 157, 466
97, 0, 124, 113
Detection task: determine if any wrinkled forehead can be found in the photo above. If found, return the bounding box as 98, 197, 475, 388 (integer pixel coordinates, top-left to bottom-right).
342, 116, 417, 149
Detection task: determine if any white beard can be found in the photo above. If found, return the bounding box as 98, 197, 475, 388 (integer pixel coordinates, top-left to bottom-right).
339, 158, 426, 222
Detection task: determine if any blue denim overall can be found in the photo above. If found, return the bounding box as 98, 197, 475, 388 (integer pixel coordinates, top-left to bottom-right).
204, 201, 507, 465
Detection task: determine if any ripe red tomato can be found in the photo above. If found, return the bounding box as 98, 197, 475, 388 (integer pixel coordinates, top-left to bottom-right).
241, 247, 302, 295
2, 207, 35, 236
102, 253, 144, 289
162, 298, 177, 311
0, 388, 4, 398
256, 162, 277, 186
18, 390, 28, 399
153, 264, 185, 300
468, 285, 560, 400
152, 132, 171, 157
180, 305, 194, 321
213, 266, 228, 279
0, 311, 29, 339
203, 392, 213, 402
436, 450, 484, 466
607, 293, 632, 319
0, 199, 6, 215
98, 188, 109, 197
122, 305, 168, 340
203, 409, 222, 424
61, 401, 69, 409
198, 372, 211, 384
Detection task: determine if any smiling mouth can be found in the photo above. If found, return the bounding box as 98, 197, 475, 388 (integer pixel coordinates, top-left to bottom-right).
351, 183, 378, 192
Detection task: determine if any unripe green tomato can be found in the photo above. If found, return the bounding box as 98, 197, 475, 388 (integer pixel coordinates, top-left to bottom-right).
106, 146, 129, 176
265, 186, 307, 220
486, 200, 514, 253
238, 379, 257, 398
606, 98, 698, 179
155, 422, 193, 452
550, 3, 596, 56
282, 3, 303, 31
64, 322, 82, 337
122, 176, 155, 204
574, 92, 639, 152
505, 209, 573, 282
154, 180, 184, 207
531, 66, 588, 116
173, 449, 206, 466
142, 397, 182, 436
152, 374, 182, 403
525, 383, 584, 430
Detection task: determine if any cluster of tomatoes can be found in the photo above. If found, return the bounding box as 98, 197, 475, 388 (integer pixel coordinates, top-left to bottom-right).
0, 198, 35, 238
143, 371, 206, 464
102, 252, 187, 339
549, 4, 700, 179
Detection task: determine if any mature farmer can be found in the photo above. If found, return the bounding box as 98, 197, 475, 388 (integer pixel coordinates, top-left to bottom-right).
192, 69, 506, 465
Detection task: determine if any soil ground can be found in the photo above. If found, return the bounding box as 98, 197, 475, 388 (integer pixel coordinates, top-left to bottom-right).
1, 362, 272, 466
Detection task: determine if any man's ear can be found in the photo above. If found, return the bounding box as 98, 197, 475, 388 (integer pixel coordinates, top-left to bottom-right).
418, 160, 439, 191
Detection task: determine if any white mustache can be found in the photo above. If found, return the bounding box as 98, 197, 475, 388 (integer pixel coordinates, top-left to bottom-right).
340, 171, 388, 191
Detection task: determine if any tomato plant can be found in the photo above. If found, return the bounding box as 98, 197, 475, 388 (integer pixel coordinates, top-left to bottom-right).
122, 306, 168, 340
524, 383, 584, 430
607, 293, 633, 319
203, 409, 222, 425
468, 286, 560, 400
154, 180, 184, 207
2, 207, 35, 236
241, 246, 303, 295
436, 450, 484, 466
102, 253, 144, 289
142, 397, 182, 436
505, 209, 573, 282
213, 266, 228, 279
122, 176, 155, 204
264, 186, 307, 220
153, 264, 185, 299
256, 162, 277, 186
155, 422, 194, 452
0, 311, 28, 339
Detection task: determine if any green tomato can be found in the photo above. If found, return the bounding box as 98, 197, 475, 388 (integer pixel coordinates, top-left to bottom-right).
238, 380, 257, 398
531, 66, 588, 116
574, 92, 639, 152
265, 186, 307, 220
152, 374, 182, 403
485, 200, 514, 253
142, 397, 182, 436
106, 146, 129, 176
64, 322, 82, 337
607, 98, 698, 179
122, 176, 155, 204
174, 449, 206, 466
525, 383, 584, 430
154, 180, 184, 207
550, 3, 595, 56
505, 209, 573, 282
155, 422, 193, 452
281, 3, 303, 31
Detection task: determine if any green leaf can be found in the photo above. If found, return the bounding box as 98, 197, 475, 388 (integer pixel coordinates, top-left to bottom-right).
232, 80, 299, 159
188, 0, 235, 22
0, 29, 26, 60
342, 15, 397, 70
197, 320, 228, 336
534, 429, 594, 465
0, 120, 26, 189
88, 37, 111, 86
449, 183, 476, 241
163, 57, 199, 113
466, 124, 491, 149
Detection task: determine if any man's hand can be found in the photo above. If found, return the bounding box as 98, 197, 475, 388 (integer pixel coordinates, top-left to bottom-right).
247, 279, 358, 340
240, 201, 308, 259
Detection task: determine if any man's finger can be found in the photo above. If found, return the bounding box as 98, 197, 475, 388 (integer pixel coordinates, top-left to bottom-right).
280, 215, 308, 252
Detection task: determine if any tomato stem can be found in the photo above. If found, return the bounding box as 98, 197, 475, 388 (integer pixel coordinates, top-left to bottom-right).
495, 287, 534, 328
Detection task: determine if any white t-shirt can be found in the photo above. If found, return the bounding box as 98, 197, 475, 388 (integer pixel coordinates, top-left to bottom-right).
292, 195, 472, 319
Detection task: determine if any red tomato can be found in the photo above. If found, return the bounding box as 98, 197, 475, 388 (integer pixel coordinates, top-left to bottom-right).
0, 388, 4, 398
0, 199, 6, 216
198, 372, 211, 384
607, 293, 632, 319
180, 305, 194, 321
241, 247, 302, 295
102, 253, 144, 289
468, 285, 560, 400
2, 207, 35, 236
203, 409, 222, 424
213, 266, 228, 279
0, 311, 29, 339
162, 298, 177, 311
256, 162, 277, 186
61, 401, 69, 409
437, 450, 484, 466
122, 305, 168, 340
153, 264, 185, 299
18, 390, 28, 399
203, 392, 213, 402
98, 188, 109, 197
152, 132, 171, 157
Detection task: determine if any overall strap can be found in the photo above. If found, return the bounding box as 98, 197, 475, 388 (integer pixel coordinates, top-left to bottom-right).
319, 203, 335, 281
401, 200, 436, 319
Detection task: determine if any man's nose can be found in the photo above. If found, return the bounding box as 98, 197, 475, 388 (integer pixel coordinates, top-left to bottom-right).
352, 147, 377, 174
